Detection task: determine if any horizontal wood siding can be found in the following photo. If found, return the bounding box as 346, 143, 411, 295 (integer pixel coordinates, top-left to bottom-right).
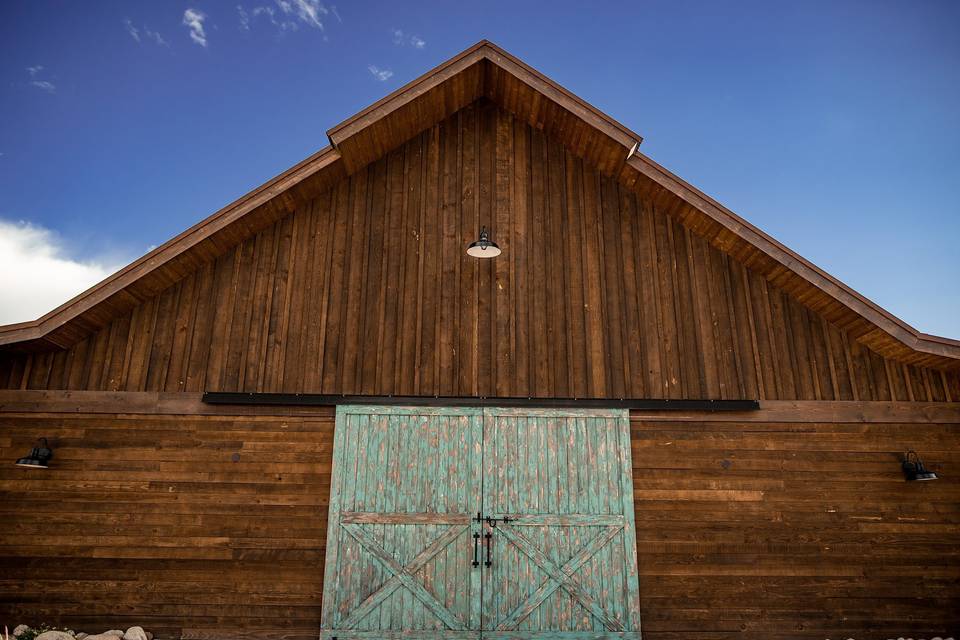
631, 413, 960, 639
0, 410, 335, 639
1, 394, 957, 638
1, 100, 957, 400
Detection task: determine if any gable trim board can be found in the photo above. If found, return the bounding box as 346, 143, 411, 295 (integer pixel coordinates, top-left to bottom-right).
0, 40, 956, 373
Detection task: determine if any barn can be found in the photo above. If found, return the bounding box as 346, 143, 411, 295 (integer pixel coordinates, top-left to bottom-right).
1, 41, 958, 639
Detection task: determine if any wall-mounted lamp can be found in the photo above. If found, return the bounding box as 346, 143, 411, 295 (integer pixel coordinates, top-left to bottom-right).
902, 450, 937, 482
466, 226, 501, 258
15, 438, 54, 469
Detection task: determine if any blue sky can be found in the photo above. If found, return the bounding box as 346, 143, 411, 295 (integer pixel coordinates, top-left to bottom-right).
1, 0, 958, 337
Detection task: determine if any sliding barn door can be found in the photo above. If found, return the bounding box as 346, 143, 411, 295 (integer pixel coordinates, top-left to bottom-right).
480, 409, 642, 639
320, 406, 483, 639
320, 406, 641, 639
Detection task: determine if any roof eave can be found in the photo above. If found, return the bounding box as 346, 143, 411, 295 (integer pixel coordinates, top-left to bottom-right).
626, 152, 960, 370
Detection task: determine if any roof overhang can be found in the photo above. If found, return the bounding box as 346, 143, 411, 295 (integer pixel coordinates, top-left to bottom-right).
1, 40, 957, 371
326, 41, 642, 176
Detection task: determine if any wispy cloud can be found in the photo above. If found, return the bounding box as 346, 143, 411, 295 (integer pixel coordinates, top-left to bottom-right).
241, 4, 297, 31
391, 28, 426, 49
239, 0, 331, 32
31, 81, 56, 93
368, 64, 393, 82
125, 18, 168, 46
125, 18, 140, 41
145, 28, 168, 45
26, 66, 55, 93
183, 8, 208, 46
0, 219, 126, 325
279, 0, 326, 28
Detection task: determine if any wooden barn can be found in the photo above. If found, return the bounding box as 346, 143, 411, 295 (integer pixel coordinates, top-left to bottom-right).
1, 41, 958, 639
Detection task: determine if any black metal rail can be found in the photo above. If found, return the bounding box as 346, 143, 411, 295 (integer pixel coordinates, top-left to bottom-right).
201, 392, 759, 411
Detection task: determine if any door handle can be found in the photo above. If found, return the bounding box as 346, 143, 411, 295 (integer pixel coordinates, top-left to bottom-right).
484, 530, 492, 568
472, 532, 480, 567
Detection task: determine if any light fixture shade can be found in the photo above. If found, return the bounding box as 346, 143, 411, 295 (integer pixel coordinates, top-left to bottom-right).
15, 438, 53, 469
902, 450, 938, 481
467, 226, 501, 258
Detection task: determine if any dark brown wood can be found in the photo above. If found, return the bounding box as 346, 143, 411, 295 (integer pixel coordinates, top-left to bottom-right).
624, 151, 960, 369
0, 148, 346, 353
0, 406, 335, 638
2, 101, 957, 399
630, 411, 960, 638
0, 394, 956, 638
1, 41, 955, 374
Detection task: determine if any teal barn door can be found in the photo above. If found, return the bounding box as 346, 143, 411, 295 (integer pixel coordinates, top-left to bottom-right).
320, 406, 484, 639
480, 408, 642, 639
320, 406, 641, 639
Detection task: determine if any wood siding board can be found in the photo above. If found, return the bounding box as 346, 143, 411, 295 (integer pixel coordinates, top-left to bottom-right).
321, 181, 351, 392
511, 114, 531, 397
494, 108, 514, 397
565, 155, 588, 398
617, 186, 646, 397
529, 127, 550, 397
601, 175, 627, 399
686, 231, 717, 398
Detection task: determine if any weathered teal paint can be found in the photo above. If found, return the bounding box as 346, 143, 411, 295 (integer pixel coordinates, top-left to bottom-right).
480, 409, 642, 637
320, 406, 641, 640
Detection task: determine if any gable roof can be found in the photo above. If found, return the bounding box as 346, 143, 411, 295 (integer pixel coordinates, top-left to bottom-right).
2, 40, 957, 371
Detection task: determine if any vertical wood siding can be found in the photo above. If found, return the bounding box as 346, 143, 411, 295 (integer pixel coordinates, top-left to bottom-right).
1, 99, 957, 399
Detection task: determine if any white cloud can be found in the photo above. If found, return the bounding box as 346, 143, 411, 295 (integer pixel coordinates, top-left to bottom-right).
145, 28, 168, 46
126, 18, 168, 46
31, 80, 56, 94
183, 8, 208, 46
0, 220, 125, 325
240, 0, 329, 32
253, 4, 298, 31
368, 64, 393, 82
124, 18, 140, 41
25, 66, 55, 93
391, 28, 426, 49
280, 0, 326, 28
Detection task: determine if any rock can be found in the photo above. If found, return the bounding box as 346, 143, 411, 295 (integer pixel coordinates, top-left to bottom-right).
123, 628, 147, 640
84, 634, 124, 640
76, 634, 88, 640
106, 633, 124, 638
13, 625, 31, 638
36, 632, 75, 640
145, 634, 153, 640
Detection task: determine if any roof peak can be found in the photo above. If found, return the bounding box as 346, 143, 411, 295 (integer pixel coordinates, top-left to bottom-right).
325, 39, 642, 175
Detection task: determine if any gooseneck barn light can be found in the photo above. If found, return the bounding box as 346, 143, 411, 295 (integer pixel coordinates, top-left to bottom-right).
902, 450, 937, 482
467, 226, 501, 258
15, 438, 54, 469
